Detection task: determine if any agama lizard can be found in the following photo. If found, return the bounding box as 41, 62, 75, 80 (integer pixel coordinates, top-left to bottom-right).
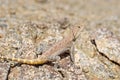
0, 25, 84, 65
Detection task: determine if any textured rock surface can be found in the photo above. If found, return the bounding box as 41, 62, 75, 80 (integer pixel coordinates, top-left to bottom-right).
0, 0, 120, 80
74, 29, 120, 80
92, 28, 120, 65
0, 63, 10, 80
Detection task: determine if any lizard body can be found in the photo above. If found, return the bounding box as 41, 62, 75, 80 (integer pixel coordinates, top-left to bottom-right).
0, 25, 84, 65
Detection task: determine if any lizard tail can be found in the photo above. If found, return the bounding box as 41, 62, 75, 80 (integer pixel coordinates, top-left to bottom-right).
0, 56, 48, 65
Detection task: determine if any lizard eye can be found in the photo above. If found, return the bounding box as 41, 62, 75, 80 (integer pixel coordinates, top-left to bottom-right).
77, 26, 81, 28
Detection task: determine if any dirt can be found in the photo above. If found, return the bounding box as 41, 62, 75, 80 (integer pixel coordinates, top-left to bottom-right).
0, 0, 120, 80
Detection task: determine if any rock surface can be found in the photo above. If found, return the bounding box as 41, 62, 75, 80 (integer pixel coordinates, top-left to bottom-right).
0, 63, 10, 80
0, 0, 120, 80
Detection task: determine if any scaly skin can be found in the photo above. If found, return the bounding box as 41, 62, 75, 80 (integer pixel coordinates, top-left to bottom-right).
0, 25, 84, 65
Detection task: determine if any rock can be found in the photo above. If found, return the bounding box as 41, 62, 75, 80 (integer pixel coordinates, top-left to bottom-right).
74, 28, 120, 80
93, 28, 120, 65
0, 63, 10, 80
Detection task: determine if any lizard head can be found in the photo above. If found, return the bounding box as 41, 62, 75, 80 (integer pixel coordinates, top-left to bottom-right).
71, 25, 84, 41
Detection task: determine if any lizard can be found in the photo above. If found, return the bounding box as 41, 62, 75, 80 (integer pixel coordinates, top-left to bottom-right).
0, 25, 84, 65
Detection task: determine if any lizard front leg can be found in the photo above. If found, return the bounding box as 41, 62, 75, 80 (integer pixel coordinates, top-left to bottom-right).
47, 47, 74, 64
